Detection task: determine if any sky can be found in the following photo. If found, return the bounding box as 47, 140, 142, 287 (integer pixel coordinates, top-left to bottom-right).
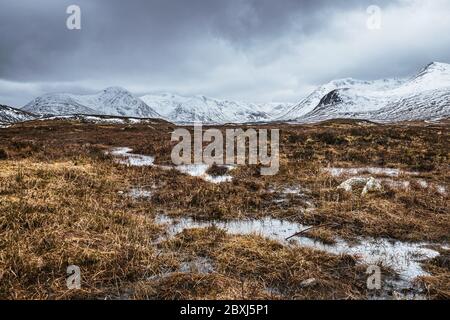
1, 0, 450, 107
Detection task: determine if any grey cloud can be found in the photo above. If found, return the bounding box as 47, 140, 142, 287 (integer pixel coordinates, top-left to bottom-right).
1, 0, 449, 106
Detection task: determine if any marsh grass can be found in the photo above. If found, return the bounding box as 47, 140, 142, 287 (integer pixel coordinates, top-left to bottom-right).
0, 118, 448, 299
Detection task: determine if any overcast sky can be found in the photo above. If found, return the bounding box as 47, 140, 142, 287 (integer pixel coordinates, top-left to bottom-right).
1, 0, 450, 106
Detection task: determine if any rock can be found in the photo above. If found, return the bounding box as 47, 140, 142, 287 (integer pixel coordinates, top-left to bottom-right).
338, 176, 382, 196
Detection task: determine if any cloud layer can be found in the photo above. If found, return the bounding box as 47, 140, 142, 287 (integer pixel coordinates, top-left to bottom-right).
1, 0, 450, 106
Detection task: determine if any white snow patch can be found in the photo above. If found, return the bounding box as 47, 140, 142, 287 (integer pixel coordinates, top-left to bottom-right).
436, 185, 447, 195
324, 167, 418, 177
110, 147, 155, 167
127, 188, 152, 199
338, 177, 370, 192
175, 164, 233, 184
384, 179, 411, 190
338, 176, 383, 195
417, 180, 429, 188
362, 177, 383, 195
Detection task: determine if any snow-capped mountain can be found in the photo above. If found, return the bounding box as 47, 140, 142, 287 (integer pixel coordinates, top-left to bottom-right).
286, 62, 450, 122
277, 78, 406, 120
16, 62, 450, 125
23, 87, 161, 118
0, 105, 36, 125
23, 88, 289, 124
370, 87, 450, 122
140, 93, 289, 123
256, 102, 293, 118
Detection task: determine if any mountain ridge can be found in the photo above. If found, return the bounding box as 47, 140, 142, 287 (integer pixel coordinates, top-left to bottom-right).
0, 104, 36, 126
22, 87, 161, 119
140, 92, 291, 123
15, 61, 450, 124
285, 61, 450, 122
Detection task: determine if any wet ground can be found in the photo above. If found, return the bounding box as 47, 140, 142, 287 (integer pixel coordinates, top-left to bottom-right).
111, 146, 448, 300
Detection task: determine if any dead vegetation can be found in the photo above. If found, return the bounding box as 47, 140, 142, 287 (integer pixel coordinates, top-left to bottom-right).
0, 118, 448, 299
135, 227, 367, 299
417, 248, 450, 299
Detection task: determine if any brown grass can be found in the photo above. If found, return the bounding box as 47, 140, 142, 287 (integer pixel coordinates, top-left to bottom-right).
0, 118, 448, 299
145, 227, 368, 299
417, 248, 450, 299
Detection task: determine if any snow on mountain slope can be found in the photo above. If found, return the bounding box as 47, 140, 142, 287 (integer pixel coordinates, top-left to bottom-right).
140, 93, 285, 123
391, 62, 450, 95
23, 87, 161, 118
277, 78, 405, 121
370, 87, 450, 122
22, 94, 99, 116
17, 62, 450, 125
256, 102, 293, 118
0, 105, 36, 125
293, 62, 450, 123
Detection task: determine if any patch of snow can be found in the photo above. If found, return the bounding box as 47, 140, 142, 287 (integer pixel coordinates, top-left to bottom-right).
110, 147, 155, 167
324, 167, 418, 177
127, 188, 152, 199
281, 186, 305, 195
417, 179, 429, 188
436, 185, 447, 195
38, 114, 158, 125
175, 164, 233, 184
384, 179, 411, 190
362, 177, 383, 195
338, 177, 370, 192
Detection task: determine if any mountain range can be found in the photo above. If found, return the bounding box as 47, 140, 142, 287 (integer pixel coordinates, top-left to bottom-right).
139, 93, 289, 123
1, 62, 449, 125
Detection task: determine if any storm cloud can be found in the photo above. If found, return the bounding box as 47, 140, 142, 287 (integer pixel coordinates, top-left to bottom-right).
1, 0, 450, 106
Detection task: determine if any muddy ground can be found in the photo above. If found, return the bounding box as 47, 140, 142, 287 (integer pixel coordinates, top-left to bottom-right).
0, 118, 448, 299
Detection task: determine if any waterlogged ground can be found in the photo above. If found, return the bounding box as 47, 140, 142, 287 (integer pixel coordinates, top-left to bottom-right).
155, 214, 440, 280
112, 146, 448, 299
0, 119, 448, 300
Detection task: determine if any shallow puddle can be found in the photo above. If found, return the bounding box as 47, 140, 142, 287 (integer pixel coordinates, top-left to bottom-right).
175, 164, 233, 183
110, 147, 155, 166
109, 147, 233, 183
155, 214, 443, 297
